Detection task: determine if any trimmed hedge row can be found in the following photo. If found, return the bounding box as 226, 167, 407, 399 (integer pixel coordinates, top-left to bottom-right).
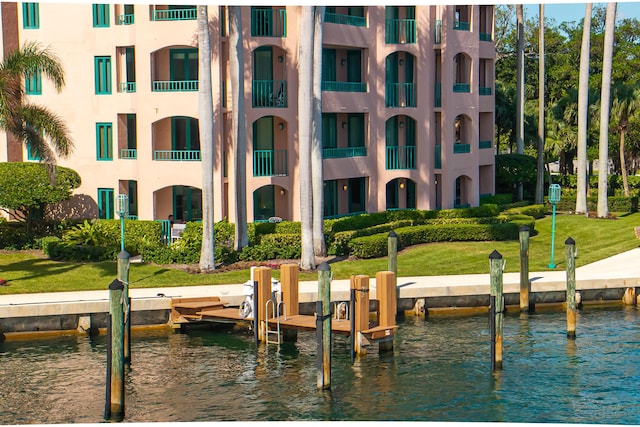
547, 196, 638, 213
328, 219, 416, 256
239, 233, 301, 261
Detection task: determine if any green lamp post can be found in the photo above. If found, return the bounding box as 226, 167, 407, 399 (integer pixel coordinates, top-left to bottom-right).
548, 184, 561, 268
116, 193, 131, 365
117, 194, 129, 252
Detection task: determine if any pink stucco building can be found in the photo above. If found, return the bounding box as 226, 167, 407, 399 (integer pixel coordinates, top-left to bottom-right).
0, 4, 495, 223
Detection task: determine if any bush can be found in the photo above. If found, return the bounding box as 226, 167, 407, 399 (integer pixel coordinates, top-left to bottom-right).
480, 193, 513, 206
328, 219, 415, 256
549, 196, 638, 213
502, 204, 547, 219
239, 233, 301, 261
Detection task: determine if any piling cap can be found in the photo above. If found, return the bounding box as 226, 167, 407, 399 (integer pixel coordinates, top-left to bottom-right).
318, 262, 331, 271
108, 279, 124, 290
519, 225, 530, 232
118, 250, 130, 259
565, 237, 575, 245
489, 249, 503, 260
388, 230, 398, 238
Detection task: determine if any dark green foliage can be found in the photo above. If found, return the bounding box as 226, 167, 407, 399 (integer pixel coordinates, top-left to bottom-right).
434, 204, 501, 219
239, 233, 301, 261
549, 196, 638, 213
495, 154, 538, 201
501, 204, 548, 219
480, 193, 513, 206
248, 221, 301, 245
328, 220, 415, 256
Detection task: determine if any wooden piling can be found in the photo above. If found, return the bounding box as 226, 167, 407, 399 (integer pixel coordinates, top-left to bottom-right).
565, 237, 577, 339
387, 231, 398, 303
280, 264, 299, 341
622, 287, 636, 306
317, 262, 331, 390
376, 271, 396, 353
107, 279, 125, 420
104, 314, 112, 419
353, 275, 370, 356
349, 275, 356, 363
254, 267, 272, 343
117, 251, 131, 366
489, 250, 503, 370
519, 226, 532, 313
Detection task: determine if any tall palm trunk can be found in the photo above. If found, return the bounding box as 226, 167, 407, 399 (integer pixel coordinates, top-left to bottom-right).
198, 5, 215, 271
298, 6, 315, 270
229, 6, 248, 250
576, 3, 592, 215
515, 4, 525, 200
535, 4, 545, 204
597, 2, 616, 218
311, 6, 326, 257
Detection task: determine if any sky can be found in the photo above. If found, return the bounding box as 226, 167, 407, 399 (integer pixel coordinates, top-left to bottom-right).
523, 2, 640, 24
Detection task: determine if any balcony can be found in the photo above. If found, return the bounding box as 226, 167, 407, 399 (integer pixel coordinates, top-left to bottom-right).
119, 82, 136, 93
323, 147, 367, 159
252, 80, 287, 108
434, 82, 441, 107
152, 80, 198, 92
453, 20, 470, 31
385, 19, 416, 44
321, 81, 366, 92
434, 145, 441, 169
479, 140, 492, 149
253, 150, 288, 177
152, 8, 196, 21
153, 150, 201, 161
453, 143, 471, 154
117, 14, 134, 25
479, 87, 492, 96
120, 148, 137, 159
251, 8, 287, 37
453, 83, 470, 93
324, 11, 366, 27
480, 32, 492, 42
434, 20, 442, 44
386, 146, 416, 170
386, 83, 416, 108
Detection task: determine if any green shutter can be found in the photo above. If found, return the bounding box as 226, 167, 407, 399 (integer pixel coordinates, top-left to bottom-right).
94, 56, 111, 94
98, 188, 114, 219
322, 114, 337, 149
25, 71, 42, 95
93, 4, 110, 27
23, 3, 39, 29
96, 122, 113, 160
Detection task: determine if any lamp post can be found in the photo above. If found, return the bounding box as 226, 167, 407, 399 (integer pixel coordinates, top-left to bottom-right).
548, 184, 561, 268
117, 194, 129, 252
116, 194, 131, 365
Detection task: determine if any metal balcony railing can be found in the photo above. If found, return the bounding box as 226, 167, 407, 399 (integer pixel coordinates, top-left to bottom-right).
480, 32, 492, 42
152, 8, 197, 21
479, 140, 492, 149
119, 148, 137, 159
119, 82, 136, 93
453, 83, 471, 93
385, 18, 417, 44
321, 81, 366, 92
153, 150, 201, 161
152, 80, 198, 92
453, 20, 470, 31
386, 146, 416, 170
117, 14, 134, 25
251, 8, 287, 37
453, 143, 471, 154
386, 82, 416, 107
324, 12, 366, 27
479, 87, 492, 96
322, 147, 367, 159
253, 149, 288, 176
252, 80, 287, 108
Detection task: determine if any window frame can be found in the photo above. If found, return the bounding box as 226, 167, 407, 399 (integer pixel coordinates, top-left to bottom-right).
96, 122, 113, 161
25, 70, 42, 95
97, 188, 114, 219
94, 56, 112, 94
22, 2, 40, 29
93, 3, 110, 27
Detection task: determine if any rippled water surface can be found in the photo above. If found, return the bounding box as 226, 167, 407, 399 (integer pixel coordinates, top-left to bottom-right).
1, 305, 640, 424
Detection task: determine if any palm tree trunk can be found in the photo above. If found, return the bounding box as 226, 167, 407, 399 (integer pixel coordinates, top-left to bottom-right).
597, 2, 616, 218
198, 5, 215, 271
229, 6, 248, 250
298, 6, 315, 270
535, 4, 545, 204
576, 3, 592, 215
311, 6, 326, 257
515, 4, 525, 201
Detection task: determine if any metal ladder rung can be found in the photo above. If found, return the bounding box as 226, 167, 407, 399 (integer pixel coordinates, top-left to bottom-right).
265, 300, 286, 345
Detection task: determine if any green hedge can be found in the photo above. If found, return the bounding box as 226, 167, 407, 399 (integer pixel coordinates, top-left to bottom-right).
548, 196, 638, 213
328, 219, 415, 256
501, 204, 547, 219
239, 233, 301, 261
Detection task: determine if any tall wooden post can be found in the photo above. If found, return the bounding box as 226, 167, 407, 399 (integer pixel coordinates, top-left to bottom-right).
376, 271, 396, 353
387, 231, 398, 304
117, 251, 131, 365
519, 225, 532, 313
489, 250, 504, 370
254, 267, 272, 343
107, 279, 125, 420
353, 275, 370, 356
317, 262, 331, 390
565, 237, 577, 339
280, 263, 299, 342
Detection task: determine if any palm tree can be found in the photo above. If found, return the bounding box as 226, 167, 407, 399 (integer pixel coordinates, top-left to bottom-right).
535, 4, 545, 204
229, 6, 248, 251
515, 4, 525, 200
0, 41, 74, 166
576, 3, 592, 215
311, 6, 326, 258
197, 5, 215, 271
298, 6, 315, 270
611, 84, 639, 197
597, 2, 616, 219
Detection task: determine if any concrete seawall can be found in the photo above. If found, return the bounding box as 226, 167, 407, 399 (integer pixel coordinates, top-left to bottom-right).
1, 248, 639, 339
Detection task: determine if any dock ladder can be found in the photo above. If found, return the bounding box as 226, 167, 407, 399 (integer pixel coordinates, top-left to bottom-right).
265, 299, 287, 345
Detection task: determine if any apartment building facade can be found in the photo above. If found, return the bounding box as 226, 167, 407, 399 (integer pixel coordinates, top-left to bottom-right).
0, 4, 496, 223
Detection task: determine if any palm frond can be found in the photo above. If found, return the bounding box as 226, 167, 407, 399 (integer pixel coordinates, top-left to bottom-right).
18, 103, 74, 158
1, 41, 65, 91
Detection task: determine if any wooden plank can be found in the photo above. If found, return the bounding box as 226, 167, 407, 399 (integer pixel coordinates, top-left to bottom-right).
172, 301, 225, 310
361, 325, 398, 340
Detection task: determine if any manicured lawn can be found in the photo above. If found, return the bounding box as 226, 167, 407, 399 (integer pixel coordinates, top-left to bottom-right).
0, 212, 638, 295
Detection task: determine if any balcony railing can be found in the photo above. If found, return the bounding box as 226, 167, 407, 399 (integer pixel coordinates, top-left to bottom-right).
453, 143, 471, 154
321, 81, 366, 92
434, 20, 442, 44
386, 146, 416, 170
479, 86, 492, 96
324, 12, 366, 27
253, 149, 288, 176
453, 20, 470, 31
117, 14, 134, 25
386, 82, 416, 108
435, 144, 441, 169
152, 80, 198, 92
453, 83, 470, 93
252, 80, 287, 108
152, 8, 197, 21
435, 82, 442, 107
385, 18, 416, 44
479, 140, 492, 149
119, 82, 136, 93
322, 147, 367, 159
119, 148, 137, 159
153, 150, 201, 161
251, 8, 287, 37
480, 32, 492, 42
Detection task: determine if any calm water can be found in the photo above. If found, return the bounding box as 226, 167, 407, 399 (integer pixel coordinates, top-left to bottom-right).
1, 305, 640, 424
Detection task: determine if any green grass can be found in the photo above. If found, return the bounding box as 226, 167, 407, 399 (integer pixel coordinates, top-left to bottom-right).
1, 212, 638, 295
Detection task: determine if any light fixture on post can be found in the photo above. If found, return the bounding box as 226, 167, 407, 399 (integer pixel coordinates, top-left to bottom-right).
278, 122, 284, 130
280, 189, 285, 196
399, 121, 404, 128
117, 194, 129, 253
343, 184, 348, 191
341, 59, 346, 66
399, 59, 404, 66
342, 121, 347, 129
399, 181, 405, 189
277, 55, 284, 63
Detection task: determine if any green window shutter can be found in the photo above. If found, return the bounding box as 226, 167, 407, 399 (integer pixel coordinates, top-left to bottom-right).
322, 113, 337, 149
93, 4, 110, 27
25, 71, 42, 95
348, 113, 364, 148
127, 180, 138, 217
126, 114, 137, 149
94, 56, 111, 94
23, 3, 39, 29
322, 48, 336, 82
346, 50, 361, 83
323, 180, 338, 217
96, 122, 113, 160
98, 188, 114, 219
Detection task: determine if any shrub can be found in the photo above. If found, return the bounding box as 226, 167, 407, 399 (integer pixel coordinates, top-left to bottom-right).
502, 204, 547, 219
549, 196, 638, 213
239, 233, 301, 261
328, 219, 415, 256
480, 193, 513, 206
